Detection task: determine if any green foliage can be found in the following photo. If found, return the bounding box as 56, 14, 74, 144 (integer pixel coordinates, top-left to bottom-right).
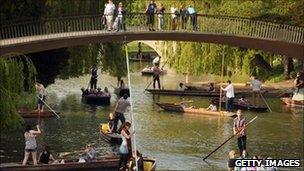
0, 57, 37, 130
100, 43, 127, 78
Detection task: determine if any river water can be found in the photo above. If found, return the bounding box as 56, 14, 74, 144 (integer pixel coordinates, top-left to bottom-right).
0, 62, 303, 170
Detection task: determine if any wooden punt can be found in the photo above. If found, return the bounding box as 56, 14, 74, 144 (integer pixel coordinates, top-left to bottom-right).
99, 123, 122, 144
156, 103, 236, 117
146, 89, 222, 97
81, 94, 110, 105
18, 108, 59, 118
213, 100, 268, 112
141, 68, 167, 76
114, 88, 130, 97
281, 97, 304, 107
0, 156, 156, 171
129, 57, 154, 62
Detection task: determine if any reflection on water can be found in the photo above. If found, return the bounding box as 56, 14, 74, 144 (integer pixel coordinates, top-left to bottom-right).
0, 62, 303, 170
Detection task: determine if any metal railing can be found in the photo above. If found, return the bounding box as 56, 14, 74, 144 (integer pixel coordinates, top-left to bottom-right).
1, 13, 303, 46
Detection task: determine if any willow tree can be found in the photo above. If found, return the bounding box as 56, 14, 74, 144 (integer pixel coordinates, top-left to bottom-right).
100, 43, 127, 79
0, 57, 37, 130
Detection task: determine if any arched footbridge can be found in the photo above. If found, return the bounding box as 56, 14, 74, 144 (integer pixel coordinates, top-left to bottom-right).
1, 13, 303, 59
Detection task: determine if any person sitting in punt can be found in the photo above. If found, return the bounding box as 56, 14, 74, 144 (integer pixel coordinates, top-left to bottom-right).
108, 112, 115, 133
103, 87, 111, 97
79, 144, 96, 162
238, 96, 249, 106
97, 88, 103, 95
227, 150, 236, 171
208, 83, 215, 92
206, 99, 217, 111
178, 83, 186, 91
39, 145, 58, 164
178, 98, 194, 109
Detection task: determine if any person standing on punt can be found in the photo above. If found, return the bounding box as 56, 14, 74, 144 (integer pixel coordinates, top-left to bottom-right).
22, 125, 41, 165
113, 94, 131, 133
153, 64, 161, 89
221, 80, 235, 112
251, 76, 262, 107
36, 83, 47, 113
233, 109, 247, 156
292, 72, 304, 101
118, 122, 134, 171
90, 64, 98, 90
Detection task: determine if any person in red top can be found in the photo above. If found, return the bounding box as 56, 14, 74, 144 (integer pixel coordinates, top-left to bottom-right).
153, 65, 161, 89
233, 109, 247, 156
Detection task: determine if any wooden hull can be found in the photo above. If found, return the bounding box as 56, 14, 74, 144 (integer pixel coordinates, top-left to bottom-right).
214, 100, 268, 112
129, 58, 153, 62
114, 88, 130, 97
18, 109, 59, 118
281, 97, 304, 107
141, 70, 167, 76
156, 103, 236, 117
0, 157, 156, 171
146, 89, 222, 97
81, 95, 110, 105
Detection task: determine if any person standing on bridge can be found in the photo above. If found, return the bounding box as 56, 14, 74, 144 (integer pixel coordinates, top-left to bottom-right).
187, 5, 197, 31
104, 0, 116, 31
90, 64, 98, 90
145, 0, 157, 31
116, 2, 126, 32
157, 3, 165, 30
180, 4, 189, 31
221, 80, 235, 112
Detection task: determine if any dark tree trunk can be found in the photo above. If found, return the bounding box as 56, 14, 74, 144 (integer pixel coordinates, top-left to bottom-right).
283, 57, 293, 79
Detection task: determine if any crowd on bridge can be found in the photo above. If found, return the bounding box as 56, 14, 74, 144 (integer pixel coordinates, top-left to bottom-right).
102, 0, 198, 32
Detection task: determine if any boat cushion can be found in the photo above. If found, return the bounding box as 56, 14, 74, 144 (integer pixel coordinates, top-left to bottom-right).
100, 123, 110, 133
143, 161, 153, 170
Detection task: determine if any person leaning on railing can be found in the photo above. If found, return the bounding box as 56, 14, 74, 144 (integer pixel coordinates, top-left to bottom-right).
180, 4, 189, 31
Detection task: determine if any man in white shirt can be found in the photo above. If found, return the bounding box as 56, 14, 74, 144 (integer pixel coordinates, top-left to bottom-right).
251, 76, 262, 107
104, 0, 115, 31
221, 80, 235, 112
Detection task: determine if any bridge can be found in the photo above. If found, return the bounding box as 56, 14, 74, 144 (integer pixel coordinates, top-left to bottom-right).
1, 13, 303, 59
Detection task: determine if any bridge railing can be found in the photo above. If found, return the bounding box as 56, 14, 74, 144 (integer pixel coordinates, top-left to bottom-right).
1, 13, 303, 44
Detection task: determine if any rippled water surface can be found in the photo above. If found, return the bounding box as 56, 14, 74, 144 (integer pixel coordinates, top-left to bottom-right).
1, 62, 303, 170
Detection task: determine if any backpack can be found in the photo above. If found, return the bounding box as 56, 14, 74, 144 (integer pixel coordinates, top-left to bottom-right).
147, 4, 155, 14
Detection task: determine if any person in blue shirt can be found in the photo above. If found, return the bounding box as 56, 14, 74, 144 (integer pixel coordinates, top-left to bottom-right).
145, 0, 157, 31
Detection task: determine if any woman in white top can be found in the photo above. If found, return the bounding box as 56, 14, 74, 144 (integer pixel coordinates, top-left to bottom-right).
221, 80, 235, 112
118, 122, 134, 170
22, 125, 41, 165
